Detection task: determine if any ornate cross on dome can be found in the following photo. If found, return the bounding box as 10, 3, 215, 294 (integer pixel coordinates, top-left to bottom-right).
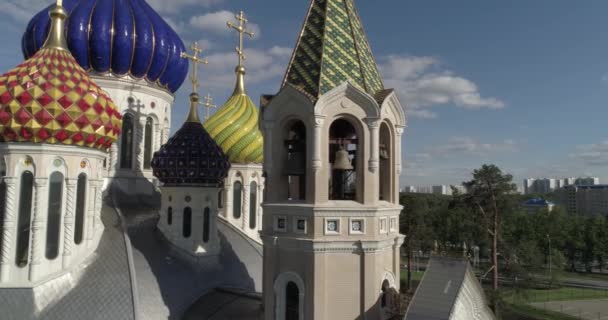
180, 42, 208, 94
227, 11, 255, 67
202, 93, 216, 120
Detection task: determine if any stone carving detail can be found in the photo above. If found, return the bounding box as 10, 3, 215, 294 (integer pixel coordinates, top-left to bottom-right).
29, 178, 47, 280
62, 179, 77, 268
0, 178, 17, 282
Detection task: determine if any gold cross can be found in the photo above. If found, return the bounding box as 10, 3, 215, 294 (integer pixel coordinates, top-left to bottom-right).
227, 11, 255, 66
180, 42, 209, 94
202, 93, 217, 120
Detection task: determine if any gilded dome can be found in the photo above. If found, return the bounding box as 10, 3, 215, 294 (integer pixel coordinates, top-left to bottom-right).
203, 67, 263, 164
0, 4, 121, 150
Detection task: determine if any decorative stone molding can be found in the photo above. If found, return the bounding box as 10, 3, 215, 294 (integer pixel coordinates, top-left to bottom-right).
273, 272, 305, 320
62, 179, 77, 268
312, 115, 326, 171
0, 177, 17, 282
29, 178, 48, 281
365, 118, 381, 174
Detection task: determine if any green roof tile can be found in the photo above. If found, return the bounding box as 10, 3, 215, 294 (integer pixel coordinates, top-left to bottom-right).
282, 0, 384, 99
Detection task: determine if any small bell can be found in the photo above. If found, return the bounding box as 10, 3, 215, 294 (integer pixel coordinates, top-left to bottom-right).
379, 145, 389, 160
332, 147, 353, 170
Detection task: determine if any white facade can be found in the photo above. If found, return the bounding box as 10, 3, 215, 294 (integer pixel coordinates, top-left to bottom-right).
218, 164, 265, 243
93, 76, 173, 195
525, 176, 600, 194
0, 144, 106, 287
556, 185, 608, 216
158, 186, 222, 267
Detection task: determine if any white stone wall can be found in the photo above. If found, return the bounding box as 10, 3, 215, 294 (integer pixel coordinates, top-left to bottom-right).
158, 186, 221, 264
219, 164, 264, 243
92, 76, 174, 194
0, 144, 106, 287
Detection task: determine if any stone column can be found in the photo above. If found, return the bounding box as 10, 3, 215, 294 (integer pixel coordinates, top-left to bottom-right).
136, 117, 147, 174
109, 143, 118, 177
312, 115, 325, 203
395, 126, 404, 176
312, 115, 326, 171
242, 183, 250, 230
62, 179, 77, 268
258, 181, 264, 233
154, 123, 162, 153
222, 185, 230, 219
93, 180, 103, 241
163, 127, 170, 145
0, 177, 17, 282
262, 122, 274, 197
29, 177, 48, 281
366, 119, 380, 174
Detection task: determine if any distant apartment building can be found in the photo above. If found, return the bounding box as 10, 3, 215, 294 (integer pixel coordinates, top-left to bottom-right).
524, 177, 600, 194
402, 184, 467, 195
555, 185, 608, 216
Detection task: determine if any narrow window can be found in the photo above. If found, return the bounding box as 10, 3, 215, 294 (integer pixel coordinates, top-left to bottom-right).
46, 172, 64, 260
143, 117, 153, 169
249, 181, 257, 229
0, 173, 6, 256
74, 173, 87, 245
120, 113, 134, 169
16, 171, 34, 267
183, 207, 192, 238
203, 207, 210, 243
286, 281, 300, 320
233, 181, 242, 219
167, 207, 173, 225
284, 121, 307, 201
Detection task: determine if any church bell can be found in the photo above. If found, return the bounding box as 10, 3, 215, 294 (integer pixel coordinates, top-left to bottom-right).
332, 147, 353, 171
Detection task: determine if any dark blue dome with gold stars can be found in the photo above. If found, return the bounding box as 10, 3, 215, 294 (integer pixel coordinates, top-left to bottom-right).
22, 0, 188, 93
151, 93, 230, 187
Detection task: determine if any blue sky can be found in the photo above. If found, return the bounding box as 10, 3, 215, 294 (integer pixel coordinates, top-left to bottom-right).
1, 0, 607, 188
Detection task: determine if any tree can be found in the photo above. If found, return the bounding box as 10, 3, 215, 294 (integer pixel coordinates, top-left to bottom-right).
400, 193, 434, 291
463, 164, 516, 311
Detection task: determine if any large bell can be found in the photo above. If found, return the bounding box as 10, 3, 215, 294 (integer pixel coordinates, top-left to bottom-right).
332, 147, 353, 170
284, 151, 306, 176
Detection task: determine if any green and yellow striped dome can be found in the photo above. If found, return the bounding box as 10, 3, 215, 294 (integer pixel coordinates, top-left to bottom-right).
204, 66, 263, 164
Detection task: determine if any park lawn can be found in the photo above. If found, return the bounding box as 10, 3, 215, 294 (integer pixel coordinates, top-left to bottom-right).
504, 287, 608, 303
400, 270, 425, 282
502, 302, 580, 320
557, 270, 608, 282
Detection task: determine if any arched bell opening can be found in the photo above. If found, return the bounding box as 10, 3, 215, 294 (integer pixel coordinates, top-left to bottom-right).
283, 120, 307, 201
379, 122, 394, 203
329, 118, 360, 202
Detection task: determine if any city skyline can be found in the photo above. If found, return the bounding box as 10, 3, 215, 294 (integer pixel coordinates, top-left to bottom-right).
1, 0, 606, 186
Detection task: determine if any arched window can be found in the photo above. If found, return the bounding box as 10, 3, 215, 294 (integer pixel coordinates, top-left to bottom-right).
203, 207, 210, 243
284, 121, 306, 201
249, 181, 257, 229
143, 117, 153, 169
46, 172, 64, 260
120, 113, 134, 169
74, 173, 87, 245
218, 190, 223, 209
286, 282, 300, 320
183, 207, 192, 238
167, 207, 173, 225
379, 123, 392, 202
233, 181, 242, 219
16, 171, 34, 267
329, 119, 358, 201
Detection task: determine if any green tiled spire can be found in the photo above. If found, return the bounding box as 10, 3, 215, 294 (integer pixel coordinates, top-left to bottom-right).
282, 0, 384, 99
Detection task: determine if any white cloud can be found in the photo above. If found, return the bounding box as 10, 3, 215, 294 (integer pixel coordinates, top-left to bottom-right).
190, 11, 261, 38
379, 55, 504, 119
148, 0, 223, 14
426, 137, 518, 157
570, 140, 608, 166
195, 46, 292, 91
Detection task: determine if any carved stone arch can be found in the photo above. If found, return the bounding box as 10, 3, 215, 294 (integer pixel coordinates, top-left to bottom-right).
380, 91, 406, 128
315, 82, 381, 119
14, 156, 36, 177
48, 156, 68, 176
264, 85, 315, 122
274, 271, 305, 320
382, 271, 397, 289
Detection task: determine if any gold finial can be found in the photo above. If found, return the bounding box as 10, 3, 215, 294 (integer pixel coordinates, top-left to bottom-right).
227, 11, 254, 95
42, 0, 69, 51
227, 11, 255, 67
180, 42, 209, 122
202, 94, 217, 121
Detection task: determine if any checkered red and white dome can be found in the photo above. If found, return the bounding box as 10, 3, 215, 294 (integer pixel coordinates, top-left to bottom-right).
0, 45, 121, 149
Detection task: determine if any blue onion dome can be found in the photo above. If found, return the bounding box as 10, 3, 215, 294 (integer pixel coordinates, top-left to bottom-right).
151, 93, 230, 187
21, 0, 188, 93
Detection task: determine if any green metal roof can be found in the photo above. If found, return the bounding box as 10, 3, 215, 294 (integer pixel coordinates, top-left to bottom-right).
282, 0, 384, 100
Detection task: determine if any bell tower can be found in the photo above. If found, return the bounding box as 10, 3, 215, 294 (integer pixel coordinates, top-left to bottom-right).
260, 0, 406, 319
